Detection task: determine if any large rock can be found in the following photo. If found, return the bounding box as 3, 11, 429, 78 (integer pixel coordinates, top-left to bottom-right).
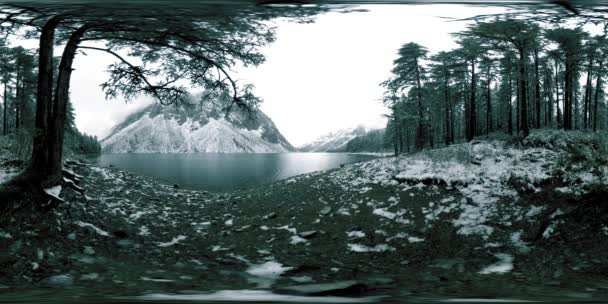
275, 280, 368, 296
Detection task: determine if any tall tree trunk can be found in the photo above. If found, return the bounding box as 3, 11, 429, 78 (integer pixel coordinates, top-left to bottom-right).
444, 65, 450, 146
594, 59, 603, 132
554, 59, 562, 128
393, 119, 398, 156
546, 65, 554, 128
508, 60, 513, 135
47, 25, 88, 182
2, 78, 7, 136
415, 58, 424, 150
564, 59, 573, 130
534, 48, 541, 128
450, 96, 455, 144
519, 50, 529, 137
405, 122, 410, 153
583, 55, 594, 129
464, 69, 469, 141
468, 59, 477, 141
15, 63, 21, 131
28, 15, 64, 179
486, 72, 492, 135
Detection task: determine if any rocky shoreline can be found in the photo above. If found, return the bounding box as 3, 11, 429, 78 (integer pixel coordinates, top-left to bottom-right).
0, 131, 607, 303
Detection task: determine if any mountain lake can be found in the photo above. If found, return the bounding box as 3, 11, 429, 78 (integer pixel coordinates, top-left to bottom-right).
95, 153, 379, 191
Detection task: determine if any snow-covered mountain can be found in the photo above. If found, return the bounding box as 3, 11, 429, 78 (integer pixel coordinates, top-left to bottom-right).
101, 99, 294, 153
299, 126, 369, 152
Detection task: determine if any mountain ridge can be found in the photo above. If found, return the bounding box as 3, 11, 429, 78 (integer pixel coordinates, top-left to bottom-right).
101, 98, 294, 153
299, 126, 383, 152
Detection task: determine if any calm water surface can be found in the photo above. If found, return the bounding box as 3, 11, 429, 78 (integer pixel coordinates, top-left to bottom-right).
95, 153, 377, 191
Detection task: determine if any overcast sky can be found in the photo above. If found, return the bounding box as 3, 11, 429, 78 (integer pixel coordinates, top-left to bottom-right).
69, 4, 508, 147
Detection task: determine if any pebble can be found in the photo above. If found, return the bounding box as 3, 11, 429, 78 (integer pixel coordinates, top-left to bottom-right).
276, 280, 366, 296
47, 274, 74, 287
83, 246, 95, 255
320, 207, 331, 215
264, 212, 278, 219
67, 233, 76, 241
299, 231, 318, 239
80, 273, 99, 281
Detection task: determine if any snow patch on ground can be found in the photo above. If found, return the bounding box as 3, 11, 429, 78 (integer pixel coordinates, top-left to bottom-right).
330, 138, 592, 241
157, 235, 186, 247
246, 261, 293, 288
0, 168, 19, 185
44, 185, 63, 200
479, 254, 514, 275
135, 290, 379, 303
347, 244, 395, 253
74, 221, 109, 236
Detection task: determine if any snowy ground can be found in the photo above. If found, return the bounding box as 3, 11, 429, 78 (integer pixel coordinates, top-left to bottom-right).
0, 130, 607, 302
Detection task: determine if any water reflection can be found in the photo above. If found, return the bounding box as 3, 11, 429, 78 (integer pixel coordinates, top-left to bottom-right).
95, 153, 377, 191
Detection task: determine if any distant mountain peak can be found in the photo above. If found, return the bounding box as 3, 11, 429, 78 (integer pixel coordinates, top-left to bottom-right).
101, 98, 294, 153
299, 126, 377, 152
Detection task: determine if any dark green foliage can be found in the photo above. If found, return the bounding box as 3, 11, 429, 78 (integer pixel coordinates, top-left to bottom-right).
64, 100, 101, 155
344, 129, 386, 153
382, 16, 608, 154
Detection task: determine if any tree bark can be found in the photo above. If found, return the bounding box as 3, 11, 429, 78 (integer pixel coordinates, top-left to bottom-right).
415, 58, 424, 150
583, 55, 594, 129
564, 59, 572, 130
28, 15, 64, 179
555, 59, 562, 129
393, 119, 398, 156
15, 62, 21, 130
594, 59, 603, 132
468, 59, 477, 141
546, 64, 554, 127
486, 67, 492, 135
47, 25, 89, 182
507, 69, 513, 135
443, 65, 451, 146
534, 48, 541, 129
2, 77, 7, 136
519, 50, 529, 137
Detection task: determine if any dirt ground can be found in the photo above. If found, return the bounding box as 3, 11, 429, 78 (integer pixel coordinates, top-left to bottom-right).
0, 155, 608, 303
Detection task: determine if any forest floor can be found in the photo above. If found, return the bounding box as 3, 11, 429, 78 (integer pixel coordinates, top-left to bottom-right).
1, 130, 608, 303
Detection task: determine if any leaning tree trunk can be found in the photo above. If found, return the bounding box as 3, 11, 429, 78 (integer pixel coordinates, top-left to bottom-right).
594, 59, 604, 132
28, 15, 64, 179
47, 26, 88, 182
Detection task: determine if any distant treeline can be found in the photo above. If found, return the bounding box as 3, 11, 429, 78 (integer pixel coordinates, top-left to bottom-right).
382, 17, 608, 154
0, 45, 101, 158
343, 129, 389, 152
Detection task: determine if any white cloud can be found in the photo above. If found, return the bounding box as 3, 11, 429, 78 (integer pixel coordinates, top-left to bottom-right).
65, 4, 507, 145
